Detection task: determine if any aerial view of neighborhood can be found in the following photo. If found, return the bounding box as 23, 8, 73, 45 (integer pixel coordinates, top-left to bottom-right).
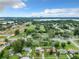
0, 0, 79, 59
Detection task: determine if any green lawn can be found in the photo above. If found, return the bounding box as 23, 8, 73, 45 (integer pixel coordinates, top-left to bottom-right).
42, 46, 51, 48
59, 54, 67, 59
45, 54, 56, 59
0, 35, 6, 39
44, 51, 56, 59
34, 53, 41, 59
34, 57, 42, 59
74, 54, 79, 58
9, 55, 19, 59
65, 43, 78, 50
9, 35, 19, 39
76, 54, 79, 57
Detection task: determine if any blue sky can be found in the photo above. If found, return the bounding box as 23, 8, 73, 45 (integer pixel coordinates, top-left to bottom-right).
0, 0, 79, 17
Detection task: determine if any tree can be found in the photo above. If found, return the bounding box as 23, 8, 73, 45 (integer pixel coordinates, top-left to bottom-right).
26, 25, 36, 34
32, 41, 40, 48
12, 39, 25, 53
56, 51, 60, 58
49, 49, 53, 55
54, 41, 60, 49
74, 28, 79, 36
14, 29, 20, 36
61, 42, 66, 48
0, 49, 9, 59
24, 29, 27, 33
0, 50, 4, 58
39, 25, 46, 33
40, 41, 49, 46
62, 31, 70, 38
48, 29, 55, 38
67, 41, 71, 45
26, 40, 32, 47
25, 37, 33, 47
4, 38, 8, 42
71, 55, 79, 59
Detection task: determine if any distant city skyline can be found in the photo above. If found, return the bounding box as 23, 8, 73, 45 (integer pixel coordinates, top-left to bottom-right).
0, 0, 79, 17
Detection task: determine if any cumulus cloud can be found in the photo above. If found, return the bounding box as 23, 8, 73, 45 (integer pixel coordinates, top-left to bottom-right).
0, 0, 26, 9
31, 8, 79, 17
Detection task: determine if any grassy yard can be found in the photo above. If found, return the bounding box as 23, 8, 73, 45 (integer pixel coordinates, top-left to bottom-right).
42, 46, 52, 48
34, 57, 42, 59
59, 54, 67, 59
44, 51, 56, 59
9, 55, 19, 59
33, 53, 42, 59
65, 43, 78, 50
45, 54, 56, 59
0, 35, 6, 39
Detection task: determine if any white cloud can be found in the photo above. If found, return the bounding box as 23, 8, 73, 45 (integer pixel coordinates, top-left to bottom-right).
0, 0, 26, 9
31, 8, 79, 17
12, 2, 26, 8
